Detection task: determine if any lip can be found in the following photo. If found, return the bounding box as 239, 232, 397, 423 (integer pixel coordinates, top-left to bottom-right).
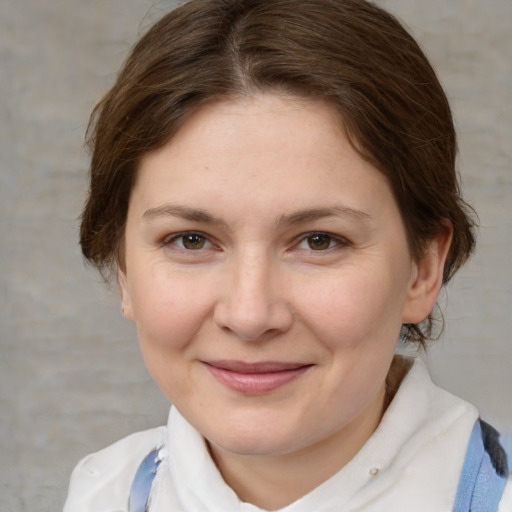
202, 360, 312, 394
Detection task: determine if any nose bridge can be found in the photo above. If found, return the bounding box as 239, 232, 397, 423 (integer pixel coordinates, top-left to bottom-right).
214, 243, 292, 341
235, 245, 272, 309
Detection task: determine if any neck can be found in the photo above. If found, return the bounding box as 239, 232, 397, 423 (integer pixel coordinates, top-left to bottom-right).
209, 385, 387, 510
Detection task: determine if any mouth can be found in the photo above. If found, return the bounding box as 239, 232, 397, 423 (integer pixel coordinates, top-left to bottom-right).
202, 360, 313, 394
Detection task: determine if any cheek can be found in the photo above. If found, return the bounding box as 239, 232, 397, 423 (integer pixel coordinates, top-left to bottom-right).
129, 272, 218, 404
294, 267, 406, 351
129, 270, 215, 353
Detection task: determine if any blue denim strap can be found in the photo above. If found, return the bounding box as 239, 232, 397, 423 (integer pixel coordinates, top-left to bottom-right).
129, 449, 162, 512
453, 420, 508, 511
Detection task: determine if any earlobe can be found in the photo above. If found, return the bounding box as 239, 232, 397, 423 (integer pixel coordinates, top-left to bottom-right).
118, 269, 135, 321
402, 222, 453, 324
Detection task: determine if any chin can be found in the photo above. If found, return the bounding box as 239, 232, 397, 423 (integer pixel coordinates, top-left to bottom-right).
206, 424, 302, 458
212, 421, 340, 460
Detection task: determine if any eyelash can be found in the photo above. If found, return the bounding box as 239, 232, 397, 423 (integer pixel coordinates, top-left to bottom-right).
294, 232, 349, 252
162, 230, 349, 253
162, 231, 216, 251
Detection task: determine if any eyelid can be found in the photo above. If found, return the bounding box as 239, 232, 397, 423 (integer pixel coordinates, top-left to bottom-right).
160, 230, 349, 252
162, 230, 218, 250
293, 231, 351, 251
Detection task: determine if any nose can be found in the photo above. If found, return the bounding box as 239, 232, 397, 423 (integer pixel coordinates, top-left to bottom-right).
213, 249, 293, 342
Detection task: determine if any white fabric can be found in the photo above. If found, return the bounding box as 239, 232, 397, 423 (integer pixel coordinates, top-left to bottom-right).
499, 477, 512, 512
64, 359, 509, 512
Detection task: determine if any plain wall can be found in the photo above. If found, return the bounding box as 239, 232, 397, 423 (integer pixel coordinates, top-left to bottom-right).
1, 1, 510, 510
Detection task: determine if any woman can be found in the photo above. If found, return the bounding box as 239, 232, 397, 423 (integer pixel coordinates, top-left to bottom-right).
65, 0, 511, 510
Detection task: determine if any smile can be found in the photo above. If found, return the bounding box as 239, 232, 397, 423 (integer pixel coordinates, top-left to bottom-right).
202, 360, 313, 394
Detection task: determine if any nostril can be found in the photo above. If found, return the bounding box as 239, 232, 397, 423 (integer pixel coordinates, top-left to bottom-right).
213, 299, 293, 342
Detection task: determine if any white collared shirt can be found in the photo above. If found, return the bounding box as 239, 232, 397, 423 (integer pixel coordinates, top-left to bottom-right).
64, 358, 511, 512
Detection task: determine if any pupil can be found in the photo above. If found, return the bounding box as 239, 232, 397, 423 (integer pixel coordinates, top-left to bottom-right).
184, 234, 204, 249
308, 235, 330, 250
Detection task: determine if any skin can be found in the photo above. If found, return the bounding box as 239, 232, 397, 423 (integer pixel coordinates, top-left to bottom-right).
119, 93, 452, 509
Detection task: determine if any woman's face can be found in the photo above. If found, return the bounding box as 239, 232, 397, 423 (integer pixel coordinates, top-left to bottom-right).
119, 94, 438, 458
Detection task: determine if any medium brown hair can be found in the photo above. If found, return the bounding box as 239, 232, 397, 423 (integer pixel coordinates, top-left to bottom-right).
80, 0, 476, 345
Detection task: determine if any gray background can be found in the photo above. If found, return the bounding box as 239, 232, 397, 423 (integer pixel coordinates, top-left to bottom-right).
1, 1, 510, 510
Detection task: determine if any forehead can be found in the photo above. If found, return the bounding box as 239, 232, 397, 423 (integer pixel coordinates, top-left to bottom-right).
148, 94, 345, 164
132, 93, 396, 223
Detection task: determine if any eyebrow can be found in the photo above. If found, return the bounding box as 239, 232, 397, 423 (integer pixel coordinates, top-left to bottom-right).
142, 204, 228, 228
142, 203, 371, 227
278, 206, 372, 226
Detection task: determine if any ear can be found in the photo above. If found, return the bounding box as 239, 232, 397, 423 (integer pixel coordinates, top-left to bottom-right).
402, 222, 453, 324
118, 269, 135, 321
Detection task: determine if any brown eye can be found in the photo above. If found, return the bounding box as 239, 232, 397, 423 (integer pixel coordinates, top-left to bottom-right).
307, 234, 332, 250
181, 234, 206, 250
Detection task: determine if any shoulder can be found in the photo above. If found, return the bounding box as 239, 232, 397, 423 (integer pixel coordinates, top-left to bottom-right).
63, 426, 166, 512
